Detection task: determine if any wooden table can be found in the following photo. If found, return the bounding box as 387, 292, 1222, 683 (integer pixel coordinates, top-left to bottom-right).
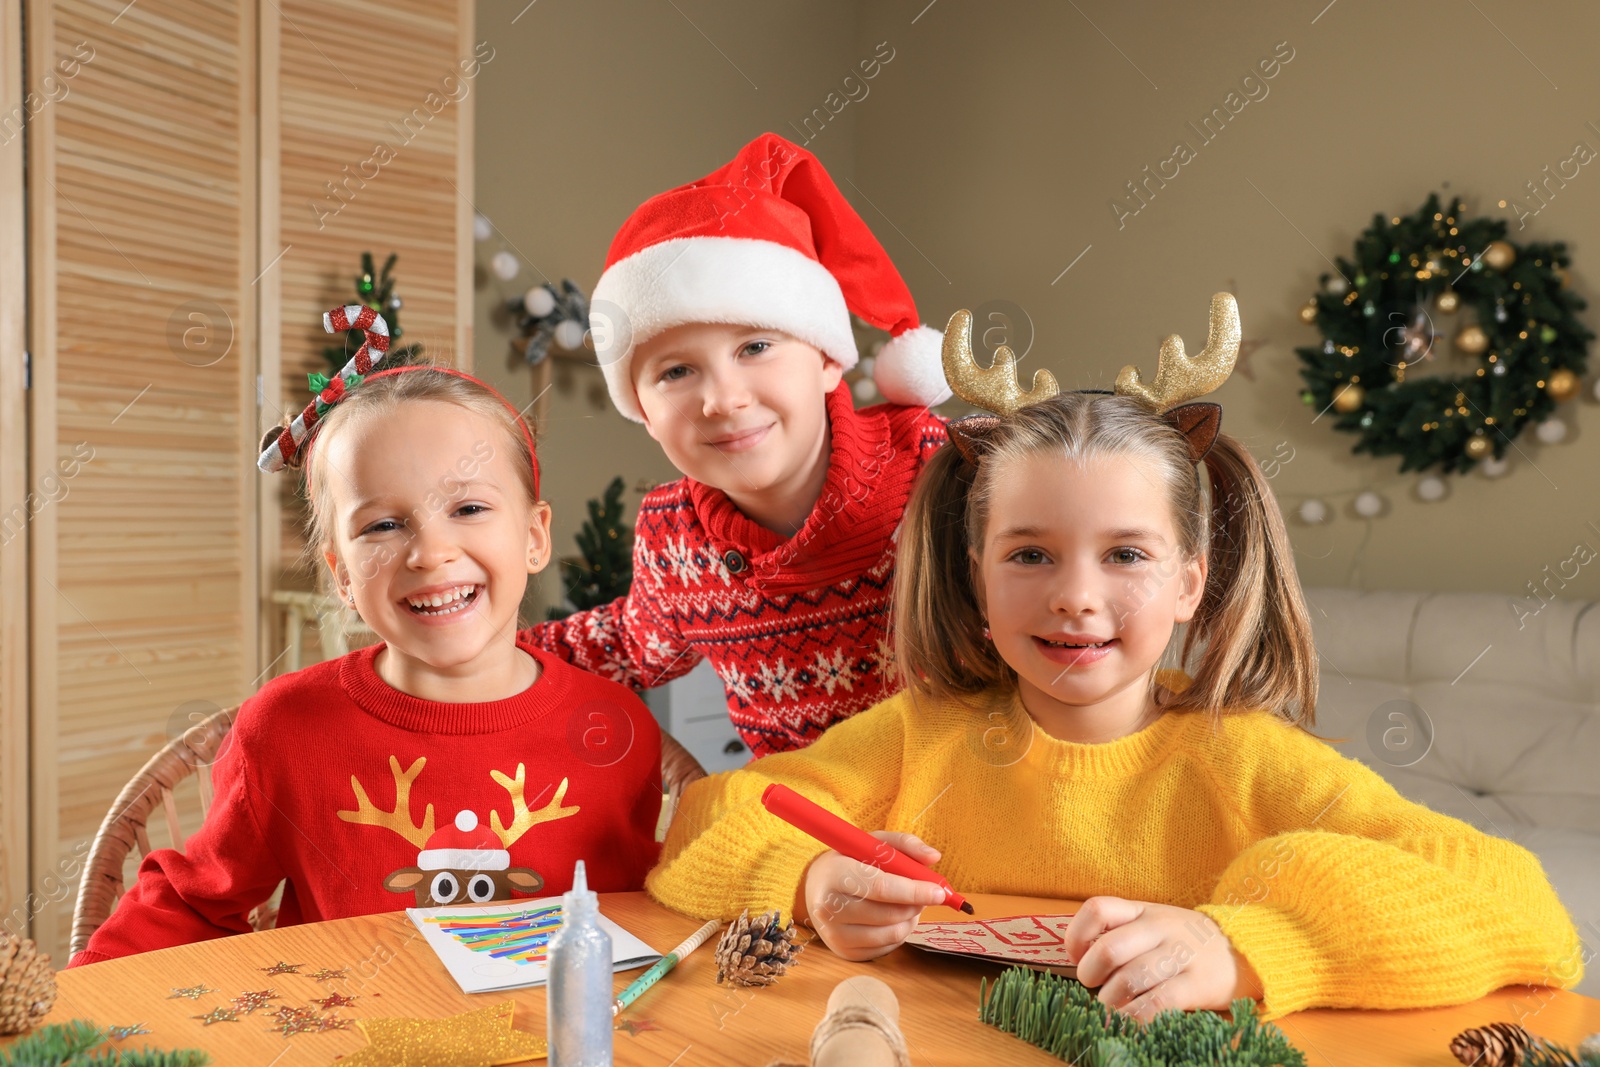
17, 893, 1600, 1065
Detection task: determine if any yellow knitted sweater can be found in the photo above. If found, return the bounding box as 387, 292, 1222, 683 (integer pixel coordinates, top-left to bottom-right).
647, 685, 1584, 1018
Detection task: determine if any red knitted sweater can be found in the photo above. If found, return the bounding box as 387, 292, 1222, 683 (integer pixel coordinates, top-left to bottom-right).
69, 640, 661, 967
523, 385, 948, 757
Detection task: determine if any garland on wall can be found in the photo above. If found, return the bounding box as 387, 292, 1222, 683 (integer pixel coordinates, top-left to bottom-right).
1292, 194, 1592, 522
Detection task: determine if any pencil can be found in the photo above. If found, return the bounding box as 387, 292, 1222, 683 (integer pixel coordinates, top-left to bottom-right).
612, 918, 722, 1016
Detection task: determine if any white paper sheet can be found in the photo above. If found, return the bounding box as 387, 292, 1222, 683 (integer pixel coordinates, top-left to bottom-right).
407, 896, 662, 995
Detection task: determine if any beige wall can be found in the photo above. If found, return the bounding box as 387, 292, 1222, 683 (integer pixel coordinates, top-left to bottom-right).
473, 0, 862, 620
476, 0, 1600, 613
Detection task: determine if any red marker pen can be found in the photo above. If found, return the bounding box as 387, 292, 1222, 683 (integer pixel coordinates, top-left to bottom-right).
760, 783, 975, 915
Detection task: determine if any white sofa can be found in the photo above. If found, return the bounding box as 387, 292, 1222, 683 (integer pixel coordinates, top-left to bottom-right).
1304, 587, 1599, 996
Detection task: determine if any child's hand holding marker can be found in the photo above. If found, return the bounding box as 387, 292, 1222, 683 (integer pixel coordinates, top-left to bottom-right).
796, 830, 951, 961
761, 783, 970, 962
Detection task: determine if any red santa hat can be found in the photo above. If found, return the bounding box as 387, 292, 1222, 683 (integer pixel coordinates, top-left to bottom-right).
589, 132, 951, 422
417, 810, 508, 871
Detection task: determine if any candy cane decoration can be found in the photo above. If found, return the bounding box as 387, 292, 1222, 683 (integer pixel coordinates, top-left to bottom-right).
258, 305, 392, 472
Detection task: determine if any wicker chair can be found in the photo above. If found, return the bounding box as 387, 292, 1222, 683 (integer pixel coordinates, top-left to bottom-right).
70, 705, 282, 958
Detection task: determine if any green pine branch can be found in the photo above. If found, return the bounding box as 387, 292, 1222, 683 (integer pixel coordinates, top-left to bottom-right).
979, 966, 1305, 1066
0, 1020, 210, 1067
1523, 1038, 1599, 1067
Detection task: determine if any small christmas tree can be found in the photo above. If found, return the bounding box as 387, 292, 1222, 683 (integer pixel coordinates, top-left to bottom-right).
548, 476, 634, 619
322, 252, 423, 377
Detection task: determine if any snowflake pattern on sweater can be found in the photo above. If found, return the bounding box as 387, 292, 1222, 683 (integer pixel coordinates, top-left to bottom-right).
524, 385, 947, 757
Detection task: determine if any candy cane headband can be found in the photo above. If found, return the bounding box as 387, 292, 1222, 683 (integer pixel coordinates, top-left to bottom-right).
257, 305, 541, 499
941, 292, 1241, 466
258, 305, 392, 473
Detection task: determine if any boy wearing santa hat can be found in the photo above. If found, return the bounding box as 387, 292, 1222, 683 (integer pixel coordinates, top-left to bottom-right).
522, 133, 950, 788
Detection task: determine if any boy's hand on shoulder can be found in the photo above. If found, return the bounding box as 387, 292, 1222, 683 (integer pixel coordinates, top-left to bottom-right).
795, 831, 946, 962
661, 732, 708, 804
1062, 897, 1263, 1022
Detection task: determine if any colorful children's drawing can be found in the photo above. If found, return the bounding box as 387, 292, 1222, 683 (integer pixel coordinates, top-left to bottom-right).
422, 900, 565, 964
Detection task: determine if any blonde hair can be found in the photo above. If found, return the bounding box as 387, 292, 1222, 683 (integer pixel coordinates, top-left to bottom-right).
894, 392, 1317, 726
271, 355, 540, 575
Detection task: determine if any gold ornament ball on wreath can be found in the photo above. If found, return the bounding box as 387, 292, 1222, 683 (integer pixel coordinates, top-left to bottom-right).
1332, 383, 1365, 413
1546, 367, 1581, 402
1482, 240, 1517, 271
1464, 434, 1494, 460
1454, 325, 1489, 355
1436, 289, 1460, 314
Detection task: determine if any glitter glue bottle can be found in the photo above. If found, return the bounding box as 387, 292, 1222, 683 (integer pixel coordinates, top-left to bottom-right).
548, 859, 613, 1066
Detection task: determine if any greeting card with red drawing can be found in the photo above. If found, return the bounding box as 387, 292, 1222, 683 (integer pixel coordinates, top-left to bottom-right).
905, 913, 1078, 977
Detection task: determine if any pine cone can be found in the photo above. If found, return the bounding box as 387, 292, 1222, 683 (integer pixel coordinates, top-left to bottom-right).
715, 909, 802, 987
1451, 1022, 1537, 1067
0, 930, 57, 1035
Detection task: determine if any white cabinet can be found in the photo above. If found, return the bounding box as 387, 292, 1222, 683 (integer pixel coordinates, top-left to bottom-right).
642, 660, 751, 776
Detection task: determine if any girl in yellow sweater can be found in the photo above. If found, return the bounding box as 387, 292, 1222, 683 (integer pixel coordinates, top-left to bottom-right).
646, 294, 1583, 1021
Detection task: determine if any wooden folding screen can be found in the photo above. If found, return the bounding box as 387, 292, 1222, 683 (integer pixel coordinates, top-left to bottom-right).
13, 0, 472, 962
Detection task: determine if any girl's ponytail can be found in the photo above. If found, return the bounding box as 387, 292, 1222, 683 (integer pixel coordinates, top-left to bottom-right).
1173, 432, 1318, 725
893, 443, 1005, 699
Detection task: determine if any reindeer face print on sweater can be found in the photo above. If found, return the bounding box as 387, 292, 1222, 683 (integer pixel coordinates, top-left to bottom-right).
337, 755, 580, 906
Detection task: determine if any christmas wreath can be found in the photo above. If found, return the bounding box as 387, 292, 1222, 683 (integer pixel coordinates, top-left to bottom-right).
1295, 193, 1591, 474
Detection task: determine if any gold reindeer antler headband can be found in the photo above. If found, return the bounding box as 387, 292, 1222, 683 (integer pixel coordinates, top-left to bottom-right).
942, 292, 1241, 465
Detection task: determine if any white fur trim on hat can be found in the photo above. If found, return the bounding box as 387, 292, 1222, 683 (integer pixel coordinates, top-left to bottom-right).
418, 846, 510, 872
590, 237, 860, 422
873, 325, 951, 408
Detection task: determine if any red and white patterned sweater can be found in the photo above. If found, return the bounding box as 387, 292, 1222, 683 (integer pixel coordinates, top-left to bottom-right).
523, 384, 947, 758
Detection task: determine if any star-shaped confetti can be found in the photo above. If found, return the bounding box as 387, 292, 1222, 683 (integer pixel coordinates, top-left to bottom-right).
193, 1006, 241, 1025
305, 966, 349, 982
340, 1000, 547, 1066
315, 1014, 354, 1033
267, 1013, 323, 1037
106, 1023, 151, 1040
270, 1004, 316, 1024
260, 960, 304, 975
167, 985, 217, 1000
311, 991, 358, 1010
615, 1017, 661, 1036
230, 989, 281, 1014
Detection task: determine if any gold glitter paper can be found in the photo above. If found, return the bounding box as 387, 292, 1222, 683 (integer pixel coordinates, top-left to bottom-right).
942, 309, 1060, 415
1114, 292, 1241, 411
339, 1000, 548, 1066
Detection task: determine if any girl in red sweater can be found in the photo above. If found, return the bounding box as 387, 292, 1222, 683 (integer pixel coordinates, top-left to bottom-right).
71, 319, 661, 966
